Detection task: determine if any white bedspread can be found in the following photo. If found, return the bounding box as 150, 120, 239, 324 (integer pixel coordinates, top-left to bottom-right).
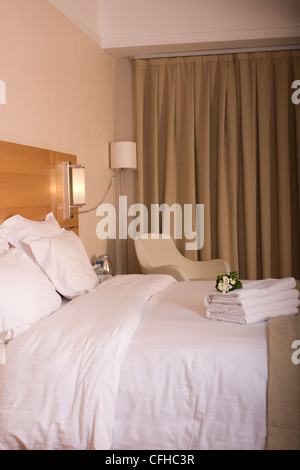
0, 274, 175, 450
0, 275, 269, 450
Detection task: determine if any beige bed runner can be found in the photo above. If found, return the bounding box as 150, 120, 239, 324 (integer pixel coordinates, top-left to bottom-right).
267, 289, 300, 450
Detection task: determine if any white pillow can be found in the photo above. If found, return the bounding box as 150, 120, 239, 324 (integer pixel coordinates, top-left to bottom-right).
0, 238, 9, 254
23, 230, 99, 299
0, 248, 62, 342
0, 212, 62, 248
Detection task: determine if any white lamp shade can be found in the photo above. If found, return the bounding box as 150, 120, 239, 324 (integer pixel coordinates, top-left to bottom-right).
72, 167, 86, 206
110, 141, 137, 170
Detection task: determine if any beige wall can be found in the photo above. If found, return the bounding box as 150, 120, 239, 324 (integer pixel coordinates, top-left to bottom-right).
0, 0, 116, 263
102, 0, 300, 39
101, 0, 300, 57
114, 59, 134, 142
113, 58, 140, 274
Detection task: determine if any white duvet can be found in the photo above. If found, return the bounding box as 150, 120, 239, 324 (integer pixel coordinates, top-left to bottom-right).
0, 274, 175, 450
112, 280, 268, 450
0, 275, 268, 450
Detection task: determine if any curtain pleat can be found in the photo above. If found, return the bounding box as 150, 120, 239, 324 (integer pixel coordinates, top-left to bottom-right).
134, 51, 300, 279
235, 51, 300, 279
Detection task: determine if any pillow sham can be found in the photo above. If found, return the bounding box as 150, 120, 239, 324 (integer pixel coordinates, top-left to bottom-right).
23, 230, 99, 299
0, 248, 62, 342
0, 238, 9, 254
0, 212, 62, 248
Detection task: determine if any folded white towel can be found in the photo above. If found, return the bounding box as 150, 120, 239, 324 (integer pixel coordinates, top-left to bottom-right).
204, 277, 299, 324
206, 308, 299, 324
205, 277, 296, 303
206, 296, 300, 324
204, 283, 299, 309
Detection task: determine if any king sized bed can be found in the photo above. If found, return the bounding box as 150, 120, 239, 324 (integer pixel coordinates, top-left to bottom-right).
0, 141, 299, 451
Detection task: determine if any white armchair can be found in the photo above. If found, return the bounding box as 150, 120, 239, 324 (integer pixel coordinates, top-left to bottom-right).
134, 234, 230, 281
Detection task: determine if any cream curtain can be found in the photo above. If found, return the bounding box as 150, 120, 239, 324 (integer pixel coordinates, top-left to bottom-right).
133, 51, 300, 279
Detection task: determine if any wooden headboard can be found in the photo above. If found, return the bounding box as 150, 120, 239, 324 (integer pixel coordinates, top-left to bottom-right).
0, 140, 79, 234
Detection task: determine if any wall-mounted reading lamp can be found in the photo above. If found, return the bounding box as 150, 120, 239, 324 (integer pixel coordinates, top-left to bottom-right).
62, 163, 86, 220
63, 141, 137, 220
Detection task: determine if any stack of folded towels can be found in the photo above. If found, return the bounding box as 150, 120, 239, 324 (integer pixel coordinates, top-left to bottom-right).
204, 277, 300, 324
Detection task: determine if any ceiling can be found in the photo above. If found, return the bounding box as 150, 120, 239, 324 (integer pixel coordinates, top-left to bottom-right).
48, 0, 300, 59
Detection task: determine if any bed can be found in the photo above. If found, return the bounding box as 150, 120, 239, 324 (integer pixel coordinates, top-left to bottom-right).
0, 141, 299, 451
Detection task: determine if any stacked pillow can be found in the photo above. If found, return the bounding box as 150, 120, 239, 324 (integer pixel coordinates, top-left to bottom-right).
0, 212, 62, 249
0, 238, 9, 254
23, 230, 99, 299
0, 246, 62, 341
0, 213, 99, 341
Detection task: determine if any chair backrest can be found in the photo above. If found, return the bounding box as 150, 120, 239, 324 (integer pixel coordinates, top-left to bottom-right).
134, 234, 183, 272
134, 233, 231, 280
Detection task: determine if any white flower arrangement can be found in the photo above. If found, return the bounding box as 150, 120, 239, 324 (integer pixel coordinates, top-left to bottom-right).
215, 271, 243, 294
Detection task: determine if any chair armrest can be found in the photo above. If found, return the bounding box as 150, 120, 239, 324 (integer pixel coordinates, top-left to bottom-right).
143, 265, 189, 281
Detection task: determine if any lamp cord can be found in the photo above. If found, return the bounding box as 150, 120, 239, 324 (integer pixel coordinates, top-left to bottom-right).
76, 175, 116, 215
